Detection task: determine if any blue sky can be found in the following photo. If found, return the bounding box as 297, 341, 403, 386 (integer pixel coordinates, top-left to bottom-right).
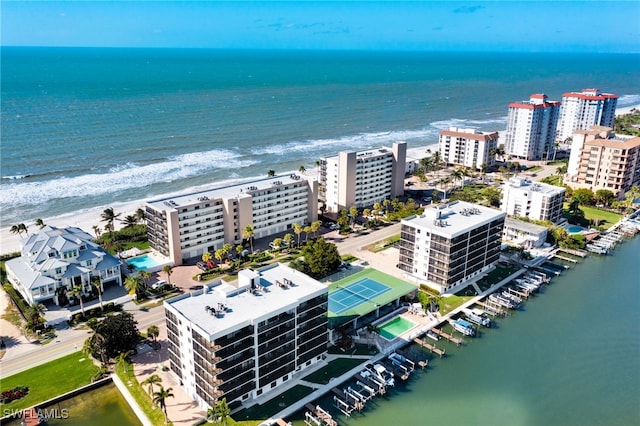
2, 1, 639, 52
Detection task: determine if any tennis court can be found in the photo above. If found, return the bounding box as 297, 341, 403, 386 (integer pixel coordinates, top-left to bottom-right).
328, 278, 392, 315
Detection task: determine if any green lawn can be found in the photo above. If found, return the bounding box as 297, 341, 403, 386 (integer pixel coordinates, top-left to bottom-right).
233, 385, 315, 422
563, 203, 622, 229
302, 358, 366, 385
115, 361, 169, 425
438, 294, 474, 316
0, 351, 100, 410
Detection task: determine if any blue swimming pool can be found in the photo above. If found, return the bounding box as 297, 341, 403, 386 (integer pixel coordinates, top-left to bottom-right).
127, 254, 161, 271
567, 225, 584, 234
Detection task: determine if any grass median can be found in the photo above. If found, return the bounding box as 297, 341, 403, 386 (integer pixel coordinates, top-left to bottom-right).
0, 351, 100, 411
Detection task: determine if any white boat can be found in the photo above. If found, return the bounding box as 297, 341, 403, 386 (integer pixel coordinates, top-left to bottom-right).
451, 319, 475, 336
365, 363, 395, 387
426, 330, 441, 341
462, 308, 491, 327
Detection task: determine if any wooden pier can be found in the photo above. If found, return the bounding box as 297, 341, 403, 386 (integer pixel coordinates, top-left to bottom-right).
553, 254, 579, 263
431, 327, 463, 346
557, 248, 588, 257
305, 404, 337, 426
475, 300, 507, 317
414, 337, 446, 358
506, 286, 529, 299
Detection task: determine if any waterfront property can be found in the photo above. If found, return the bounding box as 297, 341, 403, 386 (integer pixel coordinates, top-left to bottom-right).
501, 176, 566, 223
398, 201, 505, 294
504, 93, 560, 160
327, 268, 417, 333
502, 217, 549, 249
5, 226, 122, 307
438, 127, 498, 170
163, 263, 328, 409
556, 88, 618, 143
145, 173, 318, 265
566, 126, 640, 197
319, 142, 406, 213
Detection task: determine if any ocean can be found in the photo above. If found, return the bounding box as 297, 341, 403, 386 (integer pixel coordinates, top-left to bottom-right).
1, 47, 640, 227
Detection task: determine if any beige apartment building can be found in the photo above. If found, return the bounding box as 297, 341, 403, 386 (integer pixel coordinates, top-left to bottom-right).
145, 174, 317, 265
438, 127, 498, 170
566, 126, 640, 197
319, 142, 406, 213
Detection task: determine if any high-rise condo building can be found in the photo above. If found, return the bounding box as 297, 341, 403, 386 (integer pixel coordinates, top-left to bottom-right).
319, 142, 406, 213
145, 174, 317, 265
566, 126, 640, 197
556, 88, 618, 143
504, 94, 560, 160
438, 127, 499, 170
164, 263, 328, 409
398, 201, 505, 294
501, 177, 566, 223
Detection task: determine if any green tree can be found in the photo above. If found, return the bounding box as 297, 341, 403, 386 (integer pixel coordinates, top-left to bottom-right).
267, 169, 276, 177
100, 207, 121, 238
34, 218, 46, 229
301, 238, 341, 278
298, 165, 306, 173
153, 386, 175, 424
162, 265, 173, 285
215, 398, 230, 426
293, 223, 303, 247
481, 186, 502, 208
311, 220, 322, 238
572, 188, 595, 206
87, 312, 140, 360
92, 276, 104, 311
26, 302, 46, 329
124, 275, 145, 299
202, 251, 213, 265
92, 225, 102, 238
143, 374, 163, 396
594, 189, 616, 207
235, 244, 245, 259
147, 324, 160, 349
242, 225, 255, 253
214, 248, 225, 264
121, 215, 138, 228
272, 238, 283, 250
72, 284, 86, 317
283, 233, 294, 249
135, 208, 146, 223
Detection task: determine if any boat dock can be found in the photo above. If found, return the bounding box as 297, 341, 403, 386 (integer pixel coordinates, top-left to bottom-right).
431, 327, 463, 346
304, 404, 337, 426
475, 300, 507, 317
396, 349, 427, 369
557, 248, 588, 257
505, 286, 530, 299
414, 337, 446, 357
553, 254, 579, 263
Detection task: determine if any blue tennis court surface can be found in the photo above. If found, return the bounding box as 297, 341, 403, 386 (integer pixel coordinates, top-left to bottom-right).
329, 278, 392, 315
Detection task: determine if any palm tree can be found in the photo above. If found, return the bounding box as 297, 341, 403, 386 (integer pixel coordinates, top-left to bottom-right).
215, 398, 230, 426
202, 251, 213, 265
18, 223, 29, 236
298, 165, 306, 174
303, 225, 312, 243
124, 275, 144, 299
139, 270, 152, 288
162, 265, 173, 285
267, 169, 276, 177
153, 386, 175, 424
147, 325, 160, 350
235, 244, 244, 259
121, 215, 138, 228
135, 208, 146, 223
283, 233, 293, 250
10, 225, 20, 236
310, 220, 322, 238
432, 151, 442, 171
242, 225, 254, 254
439, 177, 452, 200
26, 302, 46, 327
92, 225, 102, 238
72, 284, 85, 317
34, 218, 46, 229
91, 277, 104, 311
100, 207, 121, 238
293, 223, 303, 247
143, 373, 163, 396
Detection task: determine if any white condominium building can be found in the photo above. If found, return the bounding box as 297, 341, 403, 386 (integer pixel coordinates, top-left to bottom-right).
566, 126, 640, 197
556, 88, 618, 143
145, 174, 317, 265
438, 127, 498, 170
504, 94, 560, 160
164, 263, 328, 408
319, 142, 406, 213
398, 201, 505, 294
501, 177, 566, 223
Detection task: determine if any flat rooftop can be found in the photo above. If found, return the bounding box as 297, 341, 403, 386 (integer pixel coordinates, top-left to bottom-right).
146, 173, 308, 210
402, 201, 505, 237
504, 217, 548, 234
505, 177, 566, 195
166, 263, 327, 338
322, 146, 395, 161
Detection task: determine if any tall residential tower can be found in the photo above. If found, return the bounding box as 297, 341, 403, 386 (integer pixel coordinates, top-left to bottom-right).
556, 89, 618, 143
504, 94, 560, 160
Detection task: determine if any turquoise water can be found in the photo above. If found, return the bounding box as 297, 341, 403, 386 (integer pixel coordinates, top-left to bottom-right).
378, 316, 416, 340
127, 254, 160, 270
293, 237, 640, 426
2, 48, 639, 226
567, 225, 584, 233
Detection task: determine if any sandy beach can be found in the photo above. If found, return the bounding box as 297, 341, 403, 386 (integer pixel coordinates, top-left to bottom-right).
1, 105, 637, 256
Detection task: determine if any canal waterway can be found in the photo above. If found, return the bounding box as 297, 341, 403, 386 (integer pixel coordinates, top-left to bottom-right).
296, 236, 640, 426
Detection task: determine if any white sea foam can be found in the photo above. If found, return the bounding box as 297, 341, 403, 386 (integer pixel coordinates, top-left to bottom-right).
0, 149, 257, 208
430, 116, 508, 131
617, 94, 640, 107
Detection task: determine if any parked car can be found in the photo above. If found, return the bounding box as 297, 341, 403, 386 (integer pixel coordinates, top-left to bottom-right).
152, 280, 167, 289
196, 261, 208, 271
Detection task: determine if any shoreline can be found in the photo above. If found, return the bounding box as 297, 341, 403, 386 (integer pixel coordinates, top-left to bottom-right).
1, 103, 637, 256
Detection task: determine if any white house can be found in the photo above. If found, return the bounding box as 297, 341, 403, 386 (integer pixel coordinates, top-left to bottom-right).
5, 226, 122, 307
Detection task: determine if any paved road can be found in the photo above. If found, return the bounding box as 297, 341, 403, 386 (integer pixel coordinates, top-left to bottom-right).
0, 296, 167, 378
